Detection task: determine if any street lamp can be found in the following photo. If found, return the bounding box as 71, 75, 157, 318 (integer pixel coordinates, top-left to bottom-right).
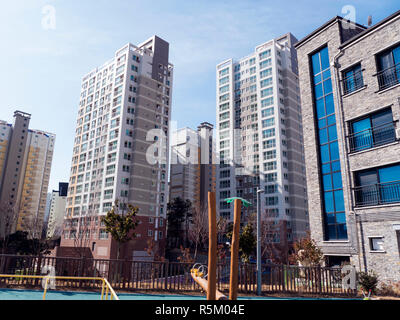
256, 189, 264, 296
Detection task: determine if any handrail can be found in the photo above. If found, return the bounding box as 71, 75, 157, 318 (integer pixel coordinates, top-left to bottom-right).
0, 274, 119, 300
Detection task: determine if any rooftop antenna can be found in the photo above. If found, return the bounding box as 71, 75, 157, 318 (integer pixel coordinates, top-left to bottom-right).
367, 15, 373, 27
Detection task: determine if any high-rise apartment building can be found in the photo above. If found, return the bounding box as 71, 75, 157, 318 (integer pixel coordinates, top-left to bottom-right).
295, 10, 400, 281
46, 182, 68, 239
216, 33, 309, 256
170, 122, 216, 212
0, 111, 55, 238
60, 36, 173, 260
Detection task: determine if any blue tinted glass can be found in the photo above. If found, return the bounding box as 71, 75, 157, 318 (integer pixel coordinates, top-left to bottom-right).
327, 225, 336, 239
322, 163, 331, 174
320, 47, 330, 70
323, 174, 332, 191
327, 213, 336, 224
323, 69, 331, 79
336, 212, 346, 224
315, 83, 323, 99
327, 114, 336, 125
312, 53, 321, 75
332, 172, 343, 189
325, 94, 335, 115
352, 118, 371, 134
318, 118, 327, 129
379, 165, 400, 183
331, 161, 341, 172
330, 141, 339, 161
328, 125, 337, 140
334, 190, 345, 211
324, 192, 334, 213
337, 224, 348, 239
316, 98, 325, 118
314, 74, 322, 84
323, 80, 332, 95
319, 128, 328, 144
320, 144, 330, 163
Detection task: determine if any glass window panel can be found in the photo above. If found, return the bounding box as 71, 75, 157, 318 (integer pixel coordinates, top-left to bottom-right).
323, 174, 333, 191
332, 172, 343, 189
320, 144, 330, 163
314, 74, 322, 84
316, 98, 325, 119
320, 47, 330, 70
337, 224, 348, 239
318, 118, 327, 129
326, 213, 336, 224
331, 161, 341, 172
371, 108, 392, 127
325, 94, 334, 115
319, 128, 328, 144
356, 169, 378, 186
322, 163, 331, 174
324, 192, 334, 213
312, 53, 321, 75
327, 114, 336, 125
315, 83, 323, 99
328, 125, 337, 140
327, 224, 336, 239
379, 165, 400, 183
323, 80, 332, 95
334, 190, 345, 211
336, 212, 346, 224
323, 69, 331, 79
330, 141, 339, 161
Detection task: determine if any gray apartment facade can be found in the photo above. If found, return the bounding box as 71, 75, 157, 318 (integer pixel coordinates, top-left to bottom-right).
296, 11, 400, 281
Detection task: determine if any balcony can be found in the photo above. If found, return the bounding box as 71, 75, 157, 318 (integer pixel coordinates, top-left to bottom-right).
354, 180, 400, 207
377, 63, 400, 91
342, 70, 364, 95
348, 122, 396, 153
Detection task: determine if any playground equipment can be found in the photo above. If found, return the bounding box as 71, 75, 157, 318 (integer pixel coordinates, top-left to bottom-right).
190, 192, 250, 300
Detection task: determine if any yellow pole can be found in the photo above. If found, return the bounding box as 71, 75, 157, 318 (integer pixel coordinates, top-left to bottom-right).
105, 285, 109, 300
42, 277, 49, 300
207, 192, 217, 300
101, 280, 105, 300
229, 199, 241, 300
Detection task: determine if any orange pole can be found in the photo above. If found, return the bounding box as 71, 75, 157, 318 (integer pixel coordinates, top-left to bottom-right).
207, 192, 217, 300
229, 199, 241, 300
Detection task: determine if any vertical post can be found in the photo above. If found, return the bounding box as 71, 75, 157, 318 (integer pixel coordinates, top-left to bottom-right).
229, 199, 241, 300
256, 189, 263, 296
207, 192, 217, 300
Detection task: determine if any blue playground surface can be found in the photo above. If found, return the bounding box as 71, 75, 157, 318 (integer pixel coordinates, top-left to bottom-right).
0, 288, 359, 300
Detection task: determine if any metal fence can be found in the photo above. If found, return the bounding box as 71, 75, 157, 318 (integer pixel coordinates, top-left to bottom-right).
0, 254, 357, 296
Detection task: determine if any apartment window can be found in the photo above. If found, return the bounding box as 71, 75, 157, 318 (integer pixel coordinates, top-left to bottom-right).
369, 237, 384, 252
311, 46, 347, 240
342, 64, 364, 94
376, 43, 400, 90
349, 108, 395, 152
354, 163, 400, 207
265, 184, 277, 194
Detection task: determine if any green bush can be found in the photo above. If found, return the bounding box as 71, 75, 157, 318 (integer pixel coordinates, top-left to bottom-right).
358, 270, 379, 294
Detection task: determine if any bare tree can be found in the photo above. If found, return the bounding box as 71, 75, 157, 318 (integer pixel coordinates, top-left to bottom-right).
188, 207, 208, 261
71, 214, 94, 258
0, 201, 19, 255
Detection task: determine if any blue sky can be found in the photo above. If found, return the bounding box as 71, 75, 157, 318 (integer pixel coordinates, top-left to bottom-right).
0, 0, 398, 190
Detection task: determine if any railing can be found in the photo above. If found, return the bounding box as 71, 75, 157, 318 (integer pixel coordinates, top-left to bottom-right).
348, 122, 396, 153
0, 274, 119, 300
353, 180, 400, 207
0, 255, 357, 297
342, 70, 364, 95
377, 62, 400, 91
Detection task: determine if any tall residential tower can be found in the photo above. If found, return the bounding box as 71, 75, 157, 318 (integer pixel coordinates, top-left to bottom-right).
0, 111, 55, 238
216, 33, 309, 259
60, 36, 173, 260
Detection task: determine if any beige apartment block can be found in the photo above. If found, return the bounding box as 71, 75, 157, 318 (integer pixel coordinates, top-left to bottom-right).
60, 36, 173, 260
0, 111, 55, 238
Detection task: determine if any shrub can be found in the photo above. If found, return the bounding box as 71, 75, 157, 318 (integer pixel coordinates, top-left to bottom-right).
358, 270, 379, 294
378, 281, 400, 297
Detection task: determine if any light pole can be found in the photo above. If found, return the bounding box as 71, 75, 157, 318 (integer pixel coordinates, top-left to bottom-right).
256, 189, 264, 296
